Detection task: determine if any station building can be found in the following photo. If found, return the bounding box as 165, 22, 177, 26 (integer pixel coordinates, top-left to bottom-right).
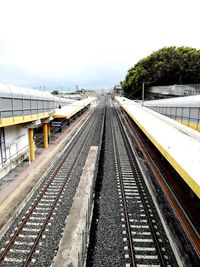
0, 84, 56, 179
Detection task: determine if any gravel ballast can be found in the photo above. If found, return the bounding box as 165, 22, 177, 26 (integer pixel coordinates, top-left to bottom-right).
87, 103, 125, 266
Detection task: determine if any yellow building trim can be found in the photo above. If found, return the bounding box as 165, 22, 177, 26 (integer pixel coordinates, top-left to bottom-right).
123, 106, 200, 199
0, 112, 51, 128
177, 120, 200, 132
53, 115, 66, 119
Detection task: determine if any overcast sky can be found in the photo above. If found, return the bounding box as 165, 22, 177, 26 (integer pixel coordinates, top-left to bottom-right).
0, 0, 199, 91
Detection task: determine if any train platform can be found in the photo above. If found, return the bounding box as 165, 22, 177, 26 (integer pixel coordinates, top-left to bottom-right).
54, 97, 96, 119
0, 109, 91, 237
115, 96, 200, 199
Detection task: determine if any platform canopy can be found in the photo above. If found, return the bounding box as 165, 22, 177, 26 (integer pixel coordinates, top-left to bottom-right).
53, 97, 96, 119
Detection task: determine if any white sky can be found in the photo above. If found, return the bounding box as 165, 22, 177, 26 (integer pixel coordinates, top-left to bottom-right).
0, 0, 199, 90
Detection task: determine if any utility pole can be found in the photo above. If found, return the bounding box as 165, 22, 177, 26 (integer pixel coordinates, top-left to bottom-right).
142, 82, 145, 106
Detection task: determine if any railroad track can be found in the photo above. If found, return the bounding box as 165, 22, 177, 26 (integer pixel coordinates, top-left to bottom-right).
0, 102, 105, 267
117, 103, 200, 263
110, 102, 177, 267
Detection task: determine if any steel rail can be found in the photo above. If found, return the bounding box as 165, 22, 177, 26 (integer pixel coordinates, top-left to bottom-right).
117, 104, 200, 257
0, 108, 98, 265
110, 107, 137, 267
115, 107, 167, 267
24, 96, 106, 267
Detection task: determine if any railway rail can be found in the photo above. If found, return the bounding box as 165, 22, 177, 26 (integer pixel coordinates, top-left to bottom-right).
117, 103, 200, 261
1, 96, 199, 267
115, 101, 200, 266
0, 100, 105, 266
110, 100, 178, 267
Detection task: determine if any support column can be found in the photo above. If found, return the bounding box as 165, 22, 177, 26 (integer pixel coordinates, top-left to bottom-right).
28, 128, 35, 161
48, 123, 51, 136
47, 123, 51, 143
43, 123, 48, 148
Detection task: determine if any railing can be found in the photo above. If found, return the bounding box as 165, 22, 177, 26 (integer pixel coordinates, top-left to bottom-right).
0, 98, 55, 120
149, 106, 200, 131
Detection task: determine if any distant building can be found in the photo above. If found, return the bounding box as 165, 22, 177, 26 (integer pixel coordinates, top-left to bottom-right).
113, 85, 122, 95
145, 84, 200, 99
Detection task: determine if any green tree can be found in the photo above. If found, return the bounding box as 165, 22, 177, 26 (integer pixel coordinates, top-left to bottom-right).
121, 46, 200, 98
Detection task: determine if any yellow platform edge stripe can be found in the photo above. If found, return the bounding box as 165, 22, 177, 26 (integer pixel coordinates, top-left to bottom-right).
0, 112, 51, 127
123, 105, 200, 199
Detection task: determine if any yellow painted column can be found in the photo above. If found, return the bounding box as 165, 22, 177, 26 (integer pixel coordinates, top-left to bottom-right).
28, 128, 35, 161
43, 123, 48, 148
48, 123, 51, 136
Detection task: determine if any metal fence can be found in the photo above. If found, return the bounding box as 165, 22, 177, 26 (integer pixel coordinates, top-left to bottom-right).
148, 106, 200, 131
0, 97, 55, 119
